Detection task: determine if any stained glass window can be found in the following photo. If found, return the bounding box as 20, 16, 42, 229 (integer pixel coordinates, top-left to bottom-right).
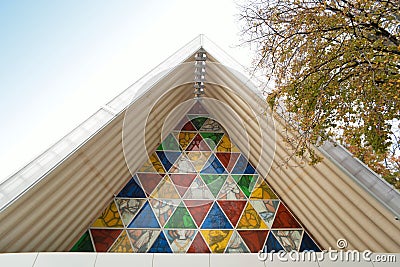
71, 101, 320, 253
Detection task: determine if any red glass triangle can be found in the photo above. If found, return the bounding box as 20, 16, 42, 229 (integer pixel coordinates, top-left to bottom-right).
238, 230, 269, 252
174, 117, 188, 131
271, 203, 301, 228
184, 200, 213, 227
187, 232, 210, 253
170, 174, 197, 196
90, 229, 122, 252
188, 101, 208, 115
136, 173, 164, 195
181, 121, 197, 131
217, 200, 247, 227
186, 134, 211, 151
216, 153, 240, 172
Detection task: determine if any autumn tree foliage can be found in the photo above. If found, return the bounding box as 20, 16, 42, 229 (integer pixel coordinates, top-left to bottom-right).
239, 0, 399, 188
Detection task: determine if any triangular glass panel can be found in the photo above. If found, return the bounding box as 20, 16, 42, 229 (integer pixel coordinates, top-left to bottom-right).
187, 232, 211, 253
136, 173, 164, 196
90, 229, 122, 252
148, 231, 173, 253
271, 203, 301, 229
149, 199, 180, 227
251, 200, 280, 228
237, 202, 268, 229
127, 229, 160, 253
157, 133, 181, 151
217, 176, 246, 200
115, 198, 146, 226
216, 135, 240, 152
299, 232, 321, 252
188, 115, 208, 130
217, 200, 247, 227
165, 229, 197, 253
199, 118, 224, 132
201, 202, 233, 229
201, 174, 228, 197
264, 231, 284, 252
201, 230, 233, 253
156, 151, 181, 172
200, 155, 227, 174
272, 230, 303, 252
235, 175, 258, 197
127, 202, 160, 228
181, 120, 197, 131
91, 201, 124, 228
164, 202, 197, 229
238, 230, 269, 253
225, 231, 250, 253
150, 175, 180, 199
177, 132, 197, 150
250, 177, 278, 199
173, 117, 189, 131
216, 152, 240, 172
169, 153, 196, 173
188, 101, 208, 115
183, 176, 214, 199
109, 230, 133, 253
70, 231, 94, 252
117, 175, 146, 198
231, 154, 256, 174
186, 134, 211, 151
138, 153, 166, 173
187, 151, 211, 172
200, 132, 224, 150
184, 200, 213, 227
169, 173, 197, 197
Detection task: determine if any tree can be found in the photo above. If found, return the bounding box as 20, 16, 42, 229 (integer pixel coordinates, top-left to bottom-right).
239, 0, 400, 188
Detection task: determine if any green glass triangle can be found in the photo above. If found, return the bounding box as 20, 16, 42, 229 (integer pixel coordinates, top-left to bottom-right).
188, 115, 208, 130
236, 175, 258, 197
200, 132, 224, 150
157, 133, 181, 151
70, 231, 94, 252
201, 174, 228, 198
164, 202, 196, 229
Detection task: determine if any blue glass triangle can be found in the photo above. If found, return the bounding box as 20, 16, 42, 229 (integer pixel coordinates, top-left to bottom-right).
148, 232, 172, 253
117, 175, 146, 198
156, 151, 181, 171
200, 156, 227, 174
231, 155, 256, 174
201, 202, 232, 229
264, 232, 284, 252
128, 202, 160, 228
299, 232, 321, 252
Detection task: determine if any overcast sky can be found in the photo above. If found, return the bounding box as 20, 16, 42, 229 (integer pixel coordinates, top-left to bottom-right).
0, 0, 253, 182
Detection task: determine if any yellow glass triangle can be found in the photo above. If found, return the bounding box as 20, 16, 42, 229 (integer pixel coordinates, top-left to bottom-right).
92, 201, 124, 228
250, 177, 277, 199
216, 135, 240, 152
187, 151, 211, 172
200, 230, 233, 253
150, 175, 180, 199
138, 153, 166, 173
237, 202, 268, 229
178, 132, 197, 150
109, 230, 133, 252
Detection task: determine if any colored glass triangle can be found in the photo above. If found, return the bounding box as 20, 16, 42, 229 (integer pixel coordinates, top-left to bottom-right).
149, 199, 180, 226
201, 174, 228, 197
187, 151, 211, 172
225, 231, 250, 253
109, 230, 133, 253
181, 120, 197, 131
201, 230, 233, 253
164, 202, 197, 229
231, 154, 256, 174
70, 231, 94, 252
272, 230, 303, 252
186, 133, 211, 151
250, 177, 277, 199
237, 202, 268, 229
235, 175, 258, 197
91, 201, 123, 228
184, 200, 213, 227
217, 176, 246, 200
148, 232, 173, 253
169, 153, 196, 173
188, 101, 208, 114
157, 133, 181, 151
136, 173, 164, 195
150, 175, 180, 199
165, 229, 197, 253
183, 176, 214, 199
216, 135, 240, 152
271, 203, 301, 228
138, 153, 166, 173
115, 198, 146, 226
299, 232, 321, 252
188, 115, 208, 130
200, 118, 224, 132
90, 229, 122, 252
156, 151, 181, 171
217, 200, 247, 227
201, 202, 233, 229
250, 200, 280, 228
264, 232, 284, 252
117, 175, 146, 198
200, 155, 227, 174
127, 202, 160, 228
169, 173, 197, 197
216, 152, 240, 172
178, 132, 197, 150
187, 232, 211, 253
238, 230, 269, 253
200, 132, 224, 150
127, 229, 160, 252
